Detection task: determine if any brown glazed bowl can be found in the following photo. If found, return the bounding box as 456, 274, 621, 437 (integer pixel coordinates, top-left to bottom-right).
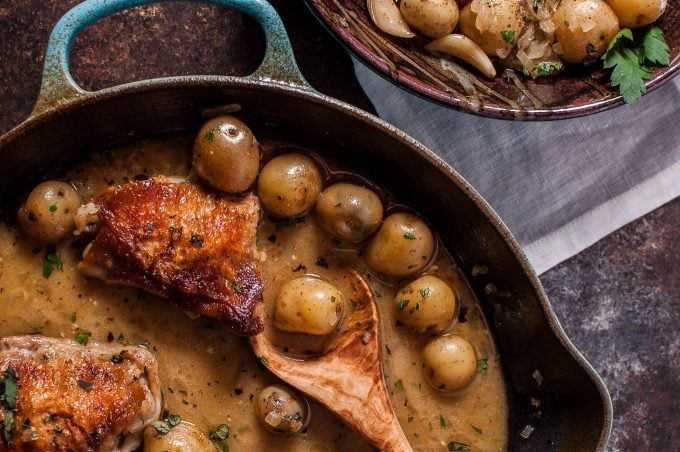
305, 0, 679, 120
0, 0, 612, 449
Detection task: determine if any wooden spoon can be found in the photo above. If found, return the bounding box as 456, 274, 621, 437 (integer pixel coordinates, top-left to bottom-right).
250, 271, 412, 451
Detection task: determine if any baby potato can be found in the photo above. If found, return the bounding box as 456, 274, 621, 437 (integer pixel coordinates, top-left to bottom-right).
17, 181, 81, 244
255, 384, 310, 434
400, 0, 459, 39
274, 276, 345, 335
422, 335, 478, 392
144, 421, 219, 452
193, 115, 260, 193
458, 1, 524, 58
605, 0, 666, 28
554, 0, 620, 63
315, 183, 383, 242
394, 275, 457, 334
258, 153, 323, 218
363, 212, 435, 278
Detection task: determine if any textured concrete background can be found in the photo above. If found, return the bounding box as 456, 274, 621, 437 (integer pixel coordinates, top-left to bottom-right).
1, 1, 677, 450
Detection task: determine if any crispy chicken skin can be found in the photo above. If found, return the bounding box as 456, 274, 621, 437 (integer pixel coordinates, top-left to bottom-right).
0, 336, 161, 451
78, 177, 264, 335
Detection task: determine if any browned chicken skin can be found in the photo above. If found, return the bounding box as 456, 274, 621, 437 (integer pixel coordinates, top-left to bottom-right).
0, 336, 161, 451
78, 177, 264, 335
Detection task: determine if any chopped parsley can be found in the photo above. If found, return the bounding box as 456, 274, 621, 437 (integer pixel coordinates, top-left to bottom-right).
70, 312, 77, 322
500, 30, 516, 46
394, 379, 404, 389
49, 204, 57, 212
448, 442, 471, 451
330, 296, 336, 303
232, 283, 242, 294
397, 299, 409, 310
477, 358, 488, 374
407, 415, 414, 423
21, 419, 30, 430
204, 128, 216, 142
403, 232, 416, 240
258, 355, 269, 366
75, 331, 91, 346
210, 424, 230, 451
419, 287, 430, 299
602, 26, 670, 103
42, 246, 63, 279
152, 413, 181, 436
189, 235, 204, 248
3, 411, 13, 444
536, 61, 563, 76
440, 415, 446, 428
1, 368, 18, 410
152, 420, 171, 436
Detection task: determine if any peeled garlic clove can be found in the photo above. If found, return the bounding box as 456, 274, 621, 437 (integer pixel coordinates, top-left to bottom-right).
425, 34, 497, 78
367, 0, 415, 38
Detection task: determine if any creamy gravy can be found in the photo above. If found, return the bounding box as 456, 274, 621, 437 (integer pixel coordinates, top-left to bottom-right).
0, 134, 507, 451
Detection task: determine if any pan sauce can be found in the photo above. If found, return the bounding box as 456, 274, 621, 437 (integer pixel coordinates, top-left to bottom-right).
0, 134, 507, 451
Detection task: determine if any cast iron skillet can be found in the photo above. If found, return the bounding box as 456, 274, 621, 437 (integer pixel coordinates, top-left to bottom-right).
0, 0, 612, 449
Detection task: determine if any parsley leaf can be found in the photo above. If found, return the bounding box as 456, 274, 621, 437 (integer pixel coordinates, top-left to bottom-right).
403, 232, 416, 240
42, 246, 62, 279
210, 424, 229, 441
500, 30, 516, 45
394, 379, 404, 389
397, 299, 409, 310
152, 420, 171, 436
642, 26, 670, 66
4, 410, 13, 444
477, 358, 488, 374
602, 27, 670, 103
75, 331, 91, 346
4, 369, 17, 410
448, 442, 471, 451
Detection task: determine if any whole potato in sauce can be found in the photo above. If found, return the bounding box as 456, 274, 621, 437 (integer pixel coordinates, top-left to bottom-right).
400, 0, 460, 39
364, 212, 435, 278
554, 0, 620, 63
257, 153, 323, 218
274, 276, 345, 335
394, 275, 457, 334
255, 384, 310, 433
17, 181, 81, 244
422, 335, 478, 392
192, 115, 260, 193
143, 421, 218, 452
315, 183, 383, 242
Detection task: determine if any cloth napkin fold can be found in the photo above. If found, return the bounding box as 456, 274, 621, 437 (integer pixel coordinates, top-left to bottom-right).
353, 60, 680, 274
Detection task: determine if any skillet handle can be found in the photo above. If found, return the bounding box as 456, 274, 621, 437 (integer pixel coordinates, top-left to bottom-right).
32, 0, 312, 116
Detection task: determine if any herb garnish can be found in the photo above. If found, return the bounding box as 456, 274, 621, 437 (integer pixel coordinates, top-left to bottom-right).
42, 246, 63, 279
419, 287, 430, 299
448, 442, 471, 451
602, 26, 670, 103
70, 312, 77, 323
75, 331, 91, 346
3, 411, 13, 444
210, 424, 230, 451
49, 205, 57, 212
440, 415, 446, 428
152, 412, 181, 436
258, 355, 269, 366
394, 379, 404, 389
189, 235, 204, 248
232, 283, 242, 294
403, 232, 416, 240
397, 299, 409, 310
204, 128, 216, 142
501, 30, 516, 46
477, 358, 488, 374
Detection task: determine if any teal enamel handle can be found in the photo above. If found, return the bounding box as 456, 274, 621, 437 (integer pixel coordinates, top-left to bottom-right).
33, 0, 311, 115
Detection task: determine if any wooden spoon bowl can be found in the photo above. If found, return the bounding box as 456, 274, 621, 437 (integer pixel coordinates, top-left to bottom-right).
250, 271, 412, 451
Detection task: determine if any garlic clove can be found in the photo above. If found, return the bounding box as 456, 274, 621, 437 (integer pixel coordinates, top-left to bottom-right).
367, 0, 415, 38
425, 34, 497, 78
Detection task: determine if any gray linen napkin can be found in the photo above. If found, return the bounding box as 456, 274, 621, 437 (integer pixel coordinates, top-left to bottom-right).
353, 60, 680, 274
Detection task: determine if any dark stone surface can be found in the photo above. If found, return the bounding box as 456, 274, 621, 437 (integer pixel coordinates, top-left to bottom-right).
0, 1, 677, 451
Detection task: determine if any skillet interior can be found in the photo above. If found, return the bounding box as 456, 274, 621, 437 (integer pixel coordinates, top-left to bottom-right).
0, 77, 611, 450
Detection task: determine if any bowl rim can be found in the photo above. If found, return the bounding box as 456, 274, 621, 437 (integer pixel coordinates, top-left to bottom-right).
303, 0, 680, 121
